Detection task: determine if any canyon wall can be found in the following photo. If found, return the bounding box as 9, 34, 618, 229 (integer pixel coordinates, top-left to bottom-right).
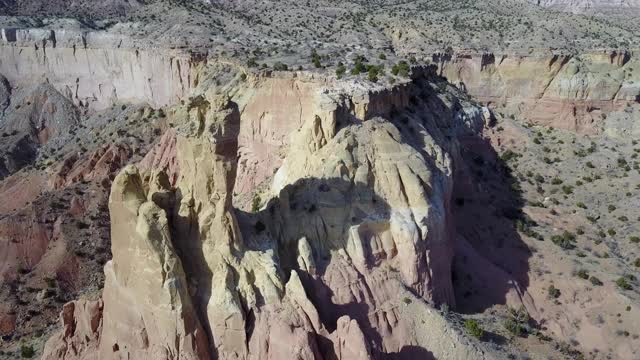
435, 51, 640, 133
527, 0, 640, 14
0, 28, 200, 110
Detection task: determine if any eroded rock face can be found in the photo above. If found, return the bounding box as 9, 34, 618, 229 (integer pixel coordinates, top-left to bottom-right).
436, 52, 640, 133
0, 82, 80, 179
43, 77, 492, 359
0, 39, 197, 110
98, 166, 211, 360
42, 300, 103, 360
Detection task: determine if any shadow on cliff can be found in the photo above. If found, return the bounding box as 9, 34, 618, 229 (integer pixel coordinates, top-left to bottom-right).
237, 175, 441, 359
451, 120, 532, 314
234, 72, 532, 357
382, 73, 533, 314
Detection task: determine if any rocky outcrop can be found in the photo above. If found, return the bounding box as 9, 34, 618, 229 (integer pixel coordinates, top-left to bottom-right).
42, 300, 103, 360
43, 75, 493, 359
49, 144, 132, 189
0, 82, 80, 178
98, 166, 210, 360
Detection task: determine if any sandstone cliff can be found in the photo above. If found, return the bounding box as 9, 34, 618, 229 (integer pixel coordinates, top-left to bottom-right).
41, 72, 495, 359
435, 51, 640, 134
0, 29, 200, 110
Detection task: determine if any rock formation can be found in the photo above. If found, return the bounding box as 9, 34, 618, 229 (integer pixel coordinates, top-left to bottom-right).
1, 0, 639, 358
42, 75, 494, 359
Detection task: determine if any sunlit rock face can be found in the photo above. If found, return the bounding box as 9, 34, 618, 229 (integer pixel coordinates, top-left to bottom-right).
435, 52, 640, 134
42, 73, 493, 359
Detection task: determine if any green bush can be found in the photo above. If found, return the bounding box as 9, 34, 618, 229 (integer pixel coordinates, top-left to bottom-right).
547, 284, 561, 299
590, 276, 603, 286
311, 49, 321, 68
391, 60, 411, 77
500, 150, 520, 162
367, 65, 382, 83
273, 62, 288, 71
21, 345, 35, 358
503, 306, 530, 337
247, 57, 258, 67
351, 55, 368, 75
551, 231, 576, 250
335, 63, 346, 78
616, 277, 633, 290
464, 319, 484, 339
576, 269, 589, 280
251, 194, 262, 213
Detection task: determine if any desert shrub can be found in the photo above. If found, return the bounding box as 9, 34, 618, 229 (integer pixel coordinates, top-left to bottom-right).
608, 204, 617, 212
551, 177, 563, 185
251, 194, 261, 213
576, 202, 587, 209
351, 55, 367, 75
529, 200, 545, 208
503, 306, 530, 337
608, 228, 617, 236
311, 49, 321, 68
367, 65, 383, 82
335, 63, 346, 78
21, 345, 35, 358
616, 277, 632, 290
547, 285, 561, 299
273, 62, 288, 71
464, 319, 484, 339
590, 276, 603, 286
618, 157, 628, 168
551, 231, 576, 250
391, 60, 410, 77
247, 57, 258, 67
633, 236, 640, 244
500, 150, 520, 162
576, 269, 589, 280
